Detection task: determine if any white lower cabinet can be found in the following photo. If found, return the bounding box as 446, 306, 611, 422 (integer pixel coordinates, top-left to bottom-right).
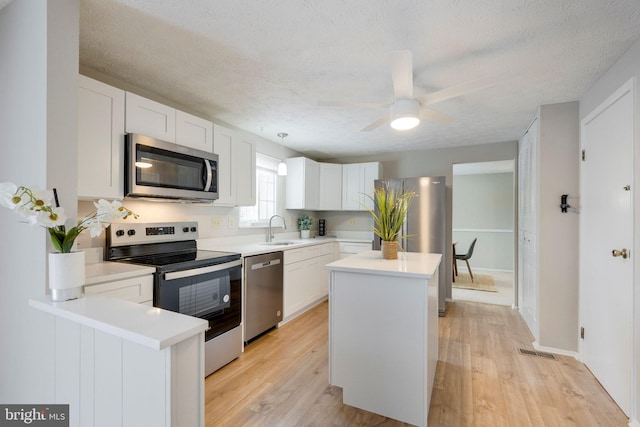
338, 241, 371, 259
283, 243, 334, 320
84, 275, 153, 305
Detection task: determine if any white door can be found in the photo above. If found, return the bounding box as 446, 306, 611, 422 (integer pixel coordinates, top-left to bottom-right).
580, 80, 634, 415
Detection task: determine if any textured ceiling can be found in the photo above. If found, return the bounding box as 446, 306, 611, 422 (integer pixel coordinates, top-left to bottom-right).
78, 0, 640, 159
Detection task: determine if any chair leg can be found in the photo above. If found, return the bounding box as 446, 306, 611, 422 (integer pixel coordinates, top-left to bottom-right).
465, 259, 473, 282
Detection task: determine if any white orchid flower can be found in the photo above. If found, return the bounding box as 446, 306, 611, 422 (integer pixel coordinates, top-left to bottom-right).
0, 182, 18, 209
94, 199, 128, 222
85, 217, 105, 238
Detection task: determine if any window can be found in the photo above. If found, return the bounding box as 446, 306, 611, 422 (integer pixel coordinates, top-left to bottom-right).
239, 153, 280, 227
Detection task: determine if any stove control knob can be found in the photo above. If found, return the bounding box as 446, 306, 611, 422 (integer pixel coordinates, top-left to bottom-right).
182, 227, 189, 233
115, 230, 125, 237
223, 294, 230, 303
190, 227, 197, 232
127, 229, 136, 236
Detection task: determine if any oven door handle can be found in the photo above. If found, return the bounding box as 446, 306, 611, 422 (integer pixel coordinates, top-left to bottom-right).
164, 259, 241, 281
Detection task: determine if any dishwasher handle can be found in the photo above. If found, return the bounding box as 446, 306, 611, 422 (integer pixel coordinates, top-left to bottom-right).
250, 258, 282, 271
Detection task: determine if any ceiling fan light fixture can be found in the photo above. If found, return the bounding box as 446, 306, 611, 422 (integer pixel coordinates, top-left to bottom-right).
390, 99, 420, 131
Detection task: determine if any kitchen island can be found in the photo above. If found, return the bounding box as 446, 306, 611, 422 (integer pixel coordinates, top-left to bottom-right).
325, 250, 441, 427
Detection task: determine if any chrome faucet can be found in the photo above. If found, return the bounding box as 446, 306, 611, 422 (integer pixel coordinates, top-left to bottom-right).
266, 214, 287, 242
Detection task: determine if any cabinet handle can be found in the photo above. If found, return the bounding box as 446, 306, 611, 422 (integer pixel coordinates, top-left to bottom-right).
612, 248, 629, 259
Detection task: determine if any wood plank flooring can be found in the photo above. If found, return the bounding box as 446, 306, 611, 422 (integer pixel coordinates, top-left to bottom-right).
205, 300, 628, 426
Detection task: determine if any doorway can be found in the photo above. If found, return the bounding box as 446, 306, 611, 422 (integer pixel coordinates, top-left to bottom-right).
452, 160, 516, 307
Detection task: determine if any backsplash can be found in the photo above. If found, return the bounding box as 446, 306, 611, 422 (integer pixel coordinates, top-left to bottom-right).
76, 200, 373, 251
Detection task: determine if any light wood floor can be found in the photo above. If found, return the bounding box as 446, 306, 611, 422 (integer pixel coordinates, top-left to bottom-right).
205, 300, 628, 426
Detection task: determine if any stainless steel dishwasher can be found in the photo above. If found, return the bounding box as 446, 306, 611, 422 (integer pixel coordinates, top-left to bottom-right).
245, 251, 284, 342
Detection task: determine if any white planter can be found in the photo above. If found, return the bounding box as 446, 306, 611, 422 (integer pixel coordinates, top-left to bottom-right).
49, 251, 85, 301
300, 229, 311, 239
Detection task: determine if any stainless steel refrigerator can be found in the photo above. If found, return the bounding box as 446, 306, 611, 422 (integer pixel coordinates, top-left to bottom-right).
373, 177, 447, 315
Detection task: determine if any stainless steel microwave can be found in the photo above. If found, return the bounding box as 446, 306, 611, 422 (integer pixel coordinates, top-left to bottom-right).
125, 133, 218, 201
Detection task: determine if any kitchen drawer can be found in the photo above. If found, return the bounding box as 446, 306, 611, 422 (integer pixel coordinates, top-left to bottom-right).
84, 275, 153, 304
338, 241, 371, 254
285, 245, 323, 264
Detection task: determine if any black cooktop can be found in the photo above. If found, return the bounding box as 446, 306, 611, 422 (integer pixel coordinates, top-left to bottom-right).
107, 240, 241, 273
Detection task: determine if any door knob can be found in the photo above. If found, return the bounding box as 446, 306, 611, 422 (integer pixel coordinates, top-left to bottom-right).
612, 248, 629, 259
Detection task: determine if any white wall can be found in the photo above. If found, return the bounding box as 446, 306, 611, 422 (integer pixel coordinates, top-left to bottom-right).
453, 172, 514, 271
579, 37, 640, 424
0, 0, 78, 402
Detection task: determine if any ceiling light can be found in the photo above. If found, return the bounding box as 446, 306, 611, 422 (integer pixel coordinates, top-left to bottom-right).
277, 132, 288, 176
390, 99, 420, 130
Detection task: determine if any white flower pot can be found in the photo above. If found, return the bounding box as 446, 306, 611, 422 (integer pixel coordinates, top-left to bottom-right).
49, 251, 85, 301
300, 229, 310, 239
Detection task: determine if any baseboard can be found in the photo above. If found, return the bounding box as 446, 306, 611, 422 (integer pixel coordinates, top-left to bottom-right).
533, 341, 579, 359
628, 418, 640, 427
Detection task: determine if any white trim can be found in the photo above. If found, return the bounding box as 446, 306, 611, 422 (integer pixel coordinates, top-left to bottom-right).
452, 228, 513, 233
628, 419, 640, 427
533, 341, 579, 360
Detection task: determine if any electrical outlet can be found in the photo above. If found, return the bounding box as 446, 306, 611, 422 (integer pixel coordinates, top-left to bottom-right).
228, 216, 235, 228
211, 216, 221, 229
348, 217, 355, 226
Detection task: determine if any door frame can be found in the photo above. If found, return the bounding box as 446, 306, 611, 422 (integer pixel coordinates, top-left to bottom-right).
578, 77, 636, 419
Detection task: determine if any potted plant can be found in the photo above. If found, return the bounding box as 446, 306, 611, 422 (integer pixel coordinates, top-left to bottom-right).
297, 214, 313, 239
0, 182, 137, 300
363, 182, 416, 259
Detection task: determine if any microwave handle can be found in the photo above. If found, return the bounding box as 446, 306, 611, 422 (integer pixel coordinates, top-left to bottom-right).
203, 159, 213, 191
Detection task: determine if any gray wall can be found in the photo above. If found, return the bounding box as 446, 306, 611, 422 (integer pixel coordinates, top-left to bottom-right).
453, 172, 514, 271
0, 0, 79, 402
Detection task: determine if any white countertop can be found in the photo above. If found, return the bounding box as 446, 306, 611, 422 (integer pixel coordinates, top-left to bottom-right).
85, 261, 155, 285
198, 236, 372, 257
325, 250, 442, 279
30, 296, 208, 350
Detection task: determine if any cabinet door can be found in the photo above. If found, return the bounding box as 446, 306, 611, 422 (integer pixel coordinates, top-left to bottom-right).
318, 163, 342, 210
341, 163, 361, 210
125, 92, 176, 142
360, 162, 381, 211
213, 125, 235, 205
233, 134, 256, 207
175, 110, 213, 152
305, 159, 320, 210
286, 157, 319, 209
77, 75, 125, 199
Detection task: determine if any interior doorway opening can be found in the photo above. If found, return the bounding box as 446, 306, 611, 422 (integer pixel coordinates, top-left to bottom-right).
452, 160, 516, 307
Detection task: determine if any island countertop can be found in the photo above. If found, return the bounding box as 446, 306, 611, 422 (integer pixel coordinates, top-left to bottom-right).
325, 250, 441, 279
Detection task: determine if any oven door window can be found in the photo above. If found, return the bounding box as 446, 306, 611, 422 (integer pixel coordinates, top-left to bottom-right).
136, 144, 208, 191
160, 271, 231, 318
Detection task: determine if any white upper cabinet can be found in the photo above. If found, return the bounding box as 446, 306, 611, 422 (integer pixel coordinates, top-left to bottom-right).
175, 110, 213, 152
213, 124, 256, 207
318, 163, 342, 210
125, 92, 176, 142
77, 75, 125, 199
286, 157, 320, 210
125, 92, 213, 152
342, 162, 382, 211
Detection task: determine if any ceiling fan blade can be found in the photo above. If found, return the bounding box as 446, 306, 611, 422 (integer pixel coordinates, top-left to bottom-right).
390, 50, 413, 99
361, 114, 390, 132
420, 72, 508, 106
318, 100, 388, 109
420, 107, 455, 124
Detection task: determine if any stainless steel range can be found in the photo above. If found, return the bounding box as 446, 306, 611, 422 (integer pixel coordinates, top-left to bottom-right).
106, 221, 242, 377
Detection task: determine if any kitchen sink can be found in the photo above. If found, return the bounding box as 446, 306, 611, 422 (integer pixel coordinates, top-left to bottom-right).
261, 241, 296, 246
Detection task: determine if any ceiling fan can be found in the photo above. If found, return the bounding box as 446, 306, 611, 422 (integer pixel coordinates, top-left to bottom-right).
324, 50, 506, 132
